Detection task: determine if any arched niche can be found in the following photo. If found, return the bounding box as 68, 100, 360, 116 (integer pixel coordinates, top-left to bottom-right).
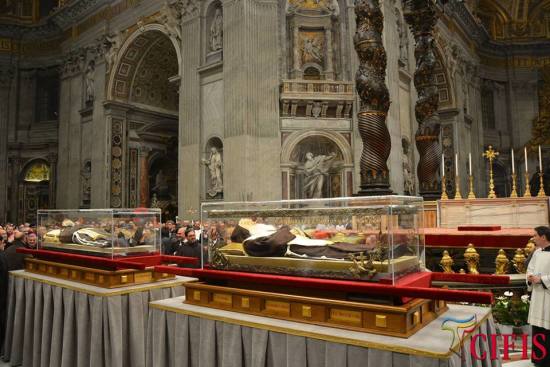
19, 159, 51, 224
203, 137, 224, 200
281, 132, 353, 199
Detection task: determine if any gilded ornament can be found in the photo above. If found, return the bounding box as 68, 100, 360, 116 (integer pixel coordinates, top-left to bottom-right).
464, 243, 479, 275
439, 250, 454, 273
494, 249, 509, 275
512, 248, 527, 274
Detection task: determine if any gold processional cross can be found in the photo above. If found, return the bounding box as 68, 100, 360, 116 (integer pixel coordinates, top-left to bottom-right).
483, 145, 499, 199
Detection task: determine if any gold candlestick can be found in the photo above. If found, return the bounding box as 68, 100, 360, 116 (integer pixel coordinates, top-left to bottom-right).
441, 175, 448, 200
510, 173, 518, 198
483, 145, 499, 199
454, 175, 462, 199
524, 171, 532, 197
538, 172, 546, 197
468, 175, 476, 199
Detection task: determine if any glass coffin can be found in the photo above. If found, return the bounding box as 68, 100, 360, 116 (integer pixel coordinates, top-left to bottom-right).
202, 196, 424, 285
37, 209, 161, 259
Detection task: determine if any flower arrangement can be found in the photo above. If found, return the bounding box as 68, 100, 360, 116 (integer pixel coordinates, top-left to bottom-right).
492, 291, 530, 327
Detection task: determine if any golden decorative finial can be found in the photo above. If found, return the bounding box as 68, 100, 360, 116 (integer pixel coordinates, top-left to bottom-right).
512, 248, 527, 274
454, 177, 463, 199
495, 249, 509, 275
441, 175, 448, 200
510, 173, 518, 198
459, 268, 466, 274
483, 145, 499, 199
440, 250, 454, 273
464, 243, 480, 275
468, 174, 476, 199
524, 239, 535, 258
538, 171, 546, 197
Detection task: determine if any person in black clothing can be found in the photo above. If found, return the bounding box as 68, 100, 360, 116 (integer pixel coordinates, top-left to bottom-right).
1, 231, 30, 271
174, 228, 204, 268
163, 227, 186, 255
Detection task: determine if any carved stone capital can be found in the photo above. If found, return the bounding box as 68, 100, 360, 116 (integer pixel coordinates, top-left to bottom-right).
159, 2, 182, 40
177, 0, 200, 22
60, 48, 88, 78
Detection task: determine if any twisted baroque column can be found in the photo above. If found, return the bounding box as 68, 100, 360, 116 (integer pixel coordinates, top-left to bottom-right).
404, 1, 441, 200
354, 0, 392, 195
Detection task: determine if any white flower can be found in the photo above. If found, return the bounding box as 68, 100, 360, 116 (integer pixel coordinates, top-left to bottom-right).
521, 295, 530, 303
504, 291, 513, 297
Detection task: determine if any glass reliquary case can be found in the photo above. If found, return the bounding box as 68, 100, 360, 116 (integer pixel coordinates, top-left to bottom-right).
202, 196, 424, 284
36, 209, 161, 258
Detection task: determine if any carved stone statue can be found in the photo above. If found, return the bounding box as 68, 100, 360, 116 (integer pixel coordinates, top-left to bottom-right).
303, 151, 337, 198
402, 137, 415, 195
311, 102, 322, 118
209, 8, 223, 52
85, 60, 95, 104
152, 169, 169, 197
302, 37, 323, 64
103, 32, 122, 74
202, 147, 223, 197
81, 161, 91, 206
395, 8, 408, 65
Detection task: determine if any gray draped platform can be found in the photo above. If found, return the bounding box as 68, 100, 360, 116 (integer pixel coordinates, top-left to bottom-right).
147, 297, 502, 367
2, 270, 195, 367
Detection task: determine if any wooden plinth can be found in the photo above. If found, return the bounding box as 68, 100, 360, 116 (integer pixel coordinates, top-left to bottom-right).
24, 258, 175, 288
184, 282, 447, 338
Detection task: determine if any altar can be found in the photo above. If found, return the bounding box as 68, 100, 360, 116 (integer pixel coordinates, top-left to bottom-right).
146, 296, 501, 367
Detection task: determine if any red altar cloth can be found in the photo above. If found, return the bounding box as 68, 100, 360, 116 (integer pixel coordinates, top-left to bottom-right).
424, 227, 532, 248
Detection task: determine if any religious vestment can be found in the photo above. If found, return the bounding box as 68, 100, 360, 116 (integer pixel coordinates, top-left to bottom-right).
527, 246, 550, 366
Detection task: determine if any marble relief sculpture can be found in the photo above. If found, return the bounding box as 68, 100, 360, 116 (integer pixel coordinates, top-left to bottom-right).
402, 137, 415, 195
202, 147, 223, 197
396, 8, 408, 65
303, 152, 337, 198
209, 8, 223, 52
302, 37, 323, 64
85, 60, 95, 104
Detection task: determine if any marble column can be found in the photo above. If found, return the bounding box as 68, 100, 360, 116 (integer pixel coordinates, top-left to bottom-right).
0, 66, 14, 222
139, 147, 151, 208
404, 0, 441, 200
353, 0, 392, 195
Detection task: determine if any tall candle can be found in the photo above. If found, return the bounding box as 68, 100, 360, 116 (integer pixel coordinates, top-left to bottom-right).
469, 153, 472, 175
455, 153, 459, 176
539, 145, 543, 172
442, 154, 445, 177
523, 147, 529, 173
511, 149, 515, 174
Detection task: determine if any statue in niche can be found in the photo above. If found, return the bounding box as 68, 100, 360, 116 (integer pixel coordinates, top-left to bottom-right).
81, 161, 91, 206
302, 37, 323, 64
151, 169, 170, 198
402, 137, 415, 195
202, 147, 223, 197
395, 8, 408, 65
303, 151, 337, 198
209, 8, 223, 52
311, 102, 322, 118
103, 32, 122, 74
85, 60, 95, 104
